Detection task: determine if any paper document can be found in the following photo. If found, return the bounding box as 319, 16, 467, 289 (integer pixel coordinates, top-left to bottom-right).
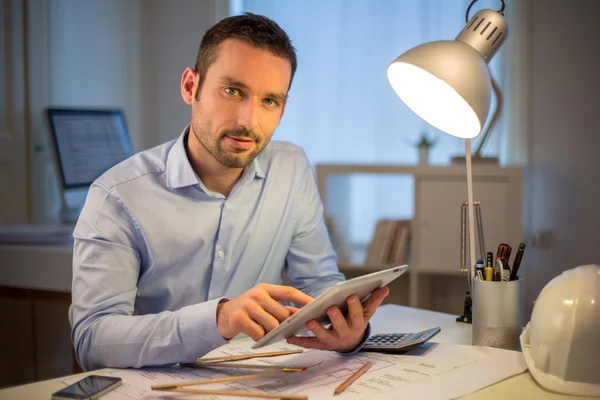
65, 340, 527, 400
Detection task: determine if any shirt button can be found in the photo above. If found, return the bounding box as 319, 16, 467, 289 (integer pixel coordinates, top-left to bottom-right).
217, 249, 225, 258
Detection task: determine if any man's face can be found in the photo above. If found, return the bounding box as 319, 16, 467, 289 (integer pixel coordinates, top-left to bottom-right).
189, 39, 291, 168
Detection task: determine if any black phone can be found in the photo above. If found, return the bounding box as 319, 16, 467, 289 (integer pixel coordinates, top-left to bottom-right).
51, 375, 122, 400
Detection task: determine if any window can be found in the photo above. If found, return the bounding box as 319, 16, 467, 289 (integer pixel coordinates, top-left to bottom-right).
234, 0, 511, 251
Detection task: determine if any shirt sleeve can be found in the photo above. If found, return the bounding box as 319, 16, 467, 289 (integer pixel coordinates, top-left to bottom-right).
71, 184, 228, 371
339, 323, 371, 355
284, 152, 345, 299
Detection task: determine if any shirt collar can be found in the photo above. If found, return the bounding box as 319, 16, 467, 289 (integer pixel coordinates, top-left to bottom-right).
166, 125, 265, 190
166, 127, 199, 189
253, 153, 266, 179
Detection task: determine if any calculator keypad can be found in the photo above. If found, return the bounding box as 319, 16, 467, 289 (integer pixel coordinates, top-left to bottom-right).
362, 327, 441, 353
365, 333, 413, 346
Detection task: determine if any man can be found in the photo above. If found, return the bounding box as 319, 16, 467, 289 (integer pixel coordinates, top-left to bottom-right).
71, 13, 389, 371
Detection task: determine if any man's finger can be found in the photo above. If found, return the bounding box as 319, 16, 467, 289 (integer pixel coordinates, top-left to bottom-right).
257, 296, 294, 322
362, 287, 390, 319
246, 302, 280, 334
260, 284, 314, 307
236, 314, 266, 342
326, 306, 349, 336
304, 319, 336, 347
347, 295, 364, 329
285, 306, 301, 315
286, 336, 330, 350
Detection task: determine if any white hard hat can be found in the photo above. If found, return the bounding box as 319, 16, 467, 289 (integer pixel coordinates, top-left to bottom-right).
520, 264, 600, 397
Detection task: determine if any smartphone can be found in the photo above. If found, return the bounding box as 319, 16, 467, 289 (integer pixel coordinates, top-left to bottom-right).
51, 375, 122, 400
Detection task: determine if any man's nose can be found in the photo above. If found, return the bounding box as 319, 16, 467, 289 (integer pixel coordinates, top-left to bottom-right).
237, 99, 259, 132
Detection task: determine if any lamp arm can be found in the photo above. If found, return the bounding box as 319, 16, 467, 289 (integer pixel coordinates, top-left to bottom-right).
473, 77, 503, 157
465, 139, 476, 290
465, 0, 506, 23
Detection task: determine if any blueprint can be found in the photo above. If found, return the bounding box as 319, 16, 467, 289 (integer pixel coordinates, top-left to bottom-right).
64, 340, 527, 400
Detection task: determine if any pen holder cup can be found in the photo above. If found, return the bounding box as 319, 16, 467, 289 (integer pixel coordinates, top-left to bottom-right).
472, 278, 522, 351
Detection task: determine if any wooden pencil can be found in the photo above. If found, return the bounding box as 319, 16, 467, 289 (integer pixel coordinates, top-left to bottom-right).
334, 361, 373, 395
170, 387, 308, 399
183, 362, 305, 371
196, 349, 303, 363
151, 369, 306, 390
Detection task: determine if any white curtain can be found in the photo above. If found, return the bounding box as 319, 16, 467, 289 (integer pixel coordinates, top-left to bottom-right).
235, 0, 516, 249
497, 0, 530, 165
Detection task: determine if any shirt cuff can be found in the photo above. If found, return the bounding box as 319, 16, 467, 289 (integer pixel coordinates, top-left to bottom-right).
338, 323, 371, 355
178, 297, 229, 362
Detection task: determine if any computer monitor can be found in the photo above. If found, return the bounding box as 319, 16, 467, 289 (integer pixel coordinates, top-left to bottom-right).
46, 108, 134, 189
46, 108, 134, 222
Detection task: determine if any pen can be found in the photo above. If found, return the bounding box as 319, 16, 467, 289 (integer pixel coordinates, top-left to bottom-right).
493, 258, 501, 281
334, 361, 372, 395
495, 243, 512, 262
496, 258, 511, 282
475, 259, 484, 280
485, 252, 494, 281
485, 267, 493, 281
510, 243, 526, 280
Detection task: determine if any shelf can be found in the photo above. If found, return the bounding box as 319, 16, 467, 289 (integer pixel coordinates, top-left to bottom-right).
318, 162, 523, 309
317, 163, 522, 179
338, 263, 409, 274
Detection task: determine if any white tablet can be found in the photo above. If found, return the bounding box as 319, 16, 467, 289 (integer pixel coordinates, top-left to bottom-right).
251, 265, 408, 349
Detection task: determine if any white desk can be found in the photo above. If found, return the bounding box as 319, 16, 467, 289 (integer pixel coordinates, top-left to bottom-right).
0, 244, 75, 385
0, 244, 73, 292
0, 304, 592, 400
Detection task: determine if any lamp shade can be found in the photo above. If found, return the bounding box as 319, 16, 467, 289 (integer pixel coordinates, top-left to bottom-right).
387, 9, 508, 139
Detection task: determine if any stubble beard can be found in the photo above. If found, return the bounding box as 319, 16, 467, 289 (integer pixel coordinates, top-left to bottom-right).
192, 119, 263, 169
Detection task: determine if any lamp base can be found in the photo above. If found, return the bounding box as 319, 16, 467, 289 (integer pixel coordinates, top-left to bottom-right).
456, 290, 473, 324
451, 155, 499, 165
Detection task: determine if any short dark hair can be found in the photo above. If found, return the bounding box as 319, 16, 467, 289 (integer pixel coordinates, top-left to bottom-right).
194, 13, 297, 99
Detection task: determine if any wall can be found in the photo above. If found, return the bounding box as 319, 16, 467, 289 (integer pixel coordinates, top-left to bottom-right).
48, 0, 141, 149
524, 0, 600, 317
0, 0, 29, 224
28, 0, 142, 222
44, 0, 226, 151
28, 0, 226, 223
18, 0, 600, 318
139, 0, 223, 148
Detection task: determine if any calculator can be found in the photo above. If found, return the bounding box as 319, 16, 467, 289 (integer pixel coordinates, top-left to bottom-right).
361, 327, 441, 353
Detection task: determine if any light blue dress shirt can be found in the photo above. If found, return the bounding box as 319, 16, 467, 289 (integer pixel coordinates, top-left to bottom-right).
71, 127, 357, 371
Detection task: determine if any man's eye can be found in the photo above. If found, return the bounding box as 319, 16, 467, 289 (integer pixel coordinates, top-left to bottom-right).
263, 99, 278, 107
225, 88, 240, 96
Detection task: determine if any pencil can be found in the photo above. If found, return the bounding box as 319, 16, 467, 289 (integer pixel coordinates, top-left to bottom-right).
196, 349, 303, 363
151, 369, 306, 390
182, 362, 305, 372
169, 387, 308, 399
334, 361, 373, 395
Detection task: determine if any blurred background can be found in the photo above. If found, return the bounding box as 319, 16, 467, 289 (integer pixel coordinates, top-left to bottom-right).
1, 0, 599, 388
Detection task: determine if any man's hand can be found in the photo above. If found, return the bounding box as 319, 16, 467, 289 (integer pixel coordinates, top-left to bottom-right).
216, 283, 313, 341
286, 286, 389, 352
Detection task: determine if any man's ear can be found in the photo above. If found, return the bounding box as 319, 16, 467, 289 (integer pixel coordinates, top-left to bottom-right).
181, 67, 199, 105
281, 101, 287, 119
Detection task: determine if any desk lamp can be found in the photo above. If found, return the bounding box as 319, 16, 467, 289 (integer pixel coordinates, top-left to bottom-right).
387, 0, 508, 288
